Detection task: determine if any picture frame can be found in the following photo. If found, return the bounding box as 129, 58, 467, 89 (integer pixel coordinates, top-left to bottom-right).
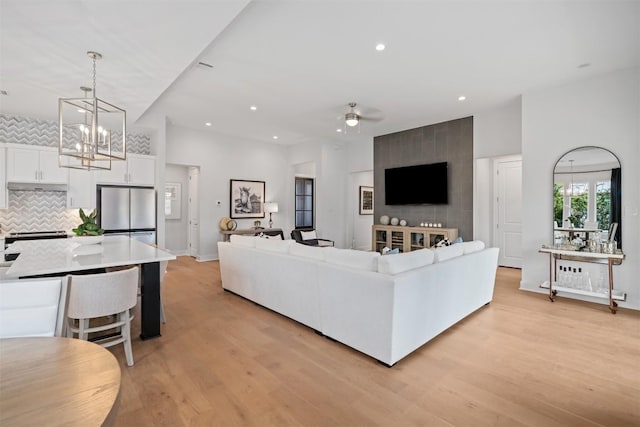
359, 186, 374, 215
164, 182, 181, 220
230, 179, 265, 219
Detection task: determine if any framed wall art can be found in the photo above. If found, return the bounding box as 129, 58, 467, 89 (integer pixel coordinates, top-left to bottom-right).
359, 186, 374, 215
164, 182, 181, 220
230, 179, 265, 219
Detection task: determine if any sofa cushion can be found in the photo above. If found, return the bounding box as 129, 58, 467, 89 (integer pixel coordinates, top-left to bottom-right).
324, 247, 380, 272
458, 240, 485, 254
300, 230, 317, 241
229, 234, 256, 247
289, 242, 327, 261
377, 249, 435, 275
432, 244, 464, 263
255, 237, 292, 253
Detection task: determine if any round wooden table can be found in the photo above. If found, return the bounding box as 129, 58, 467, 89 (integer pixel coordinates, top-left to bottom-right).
0, 337, 121, 426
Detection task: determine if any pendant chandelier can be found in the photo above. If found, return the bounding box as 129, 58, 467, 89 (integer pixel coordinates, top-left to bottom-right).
58, 51, 126, 170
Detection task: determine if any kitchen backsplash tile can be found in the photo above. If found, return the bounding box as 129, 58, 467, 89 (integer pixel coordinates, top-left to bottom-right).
0, 114, 151, 154
0, 190, 79, 233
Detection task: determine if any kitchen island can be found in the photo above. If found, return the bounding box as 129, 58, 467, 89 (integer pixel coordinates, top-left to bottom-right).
4, 235, 175, 339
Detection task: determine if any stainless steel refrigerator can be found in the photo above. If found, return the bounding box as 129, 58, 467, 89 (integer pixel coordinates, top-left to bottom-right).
98, 185, 157, 244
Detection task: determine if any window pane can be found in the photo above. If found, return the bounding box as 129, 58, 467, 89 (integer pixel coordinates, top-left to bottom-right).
296, 212, 304, 226
296, 180, 304, 194
553, 183, 563, 227
569, 187, 588, 228
304, 195, 313, 210
305, 181, 313, 194
303, 211, 313, 227
596, 181, 611, 230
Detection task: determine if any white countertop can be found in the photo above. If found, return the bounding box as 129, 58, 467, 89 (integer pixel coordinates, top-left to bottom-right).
5, 235, 176, 278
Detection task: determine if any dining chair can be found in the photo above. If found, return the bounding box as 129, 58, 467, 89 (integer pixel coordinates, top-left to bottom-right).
66, 267, 139, 366
0, 277, 67, 338
106, 260, 168, 323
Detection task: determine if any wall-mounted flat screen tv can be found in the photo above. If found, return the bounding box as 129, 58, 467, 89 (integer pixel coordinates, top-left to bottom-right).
385, 162, 448, 205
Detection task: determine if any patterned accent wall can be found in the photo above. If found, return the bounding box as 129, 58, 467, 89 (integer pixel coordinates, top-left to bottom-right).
0, 191, 79, 233
0, 114, 151, 154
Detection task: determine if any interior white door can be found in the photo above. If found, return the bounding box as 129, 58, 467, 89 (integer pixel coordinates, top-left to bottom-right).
188, 167, 200, 258
495, 158, 523, 268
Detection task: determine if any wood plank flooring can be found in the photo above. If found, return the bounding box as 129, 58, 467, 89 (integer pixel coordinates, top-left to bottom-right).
114, 257, 640, 426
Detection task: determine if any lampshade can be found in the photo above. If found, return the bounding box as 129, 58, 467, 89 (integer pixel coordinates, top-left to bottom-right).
58, 51, 126, 171
264, 202, 279, 213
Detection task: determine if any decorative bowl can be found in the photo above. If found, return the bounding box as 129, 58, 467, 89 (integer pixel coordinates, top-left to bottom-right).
71, 235, 104, 245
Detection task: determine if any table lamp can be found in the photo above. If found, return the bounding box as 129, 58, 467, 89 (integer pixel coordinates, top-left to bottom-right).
264, 202, 279, 228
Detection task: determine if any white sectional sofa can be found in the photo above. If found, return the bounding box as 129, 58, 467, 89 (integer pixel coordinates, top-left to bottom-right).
218, 236, 499, 366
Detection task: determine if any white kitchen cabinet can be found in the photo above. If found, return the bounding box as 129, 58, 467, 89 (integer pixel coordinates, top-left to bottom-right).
0, 145, 6, 208
6, 145, 67, 184
67, 168, 96, 209
95, 154, 155, 186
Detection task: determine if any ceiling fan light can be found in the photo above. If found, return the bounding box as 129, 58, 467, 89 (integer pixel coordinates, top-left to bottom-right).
345, 112, 359, 127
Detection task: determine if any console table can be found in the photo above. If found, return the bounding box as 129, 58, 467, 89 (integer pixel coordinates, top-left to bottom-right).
539, 246, 625, 313
220, 228, 284, 242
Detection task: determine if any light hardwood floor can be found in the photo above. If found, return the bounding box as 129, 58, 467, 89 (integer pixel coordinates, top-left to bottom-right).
114, 256, 640, 426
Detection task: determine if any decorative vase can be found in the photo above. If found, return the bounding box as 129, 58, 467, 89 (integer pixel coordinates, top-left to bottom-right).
380, 215, 390, 225
71, 235, 104, 245
390, 217, 399, 226
399, 219, 407, 226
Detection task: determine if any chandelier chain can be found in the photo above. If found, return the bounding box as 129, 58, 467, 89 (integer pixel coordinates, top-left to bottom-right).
92, 55, 97, 96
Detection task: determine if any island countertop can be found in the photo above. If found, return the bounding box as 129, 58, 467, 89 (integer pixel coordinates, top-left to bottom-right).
5, 235, 175, 278
5, 235, 175, 339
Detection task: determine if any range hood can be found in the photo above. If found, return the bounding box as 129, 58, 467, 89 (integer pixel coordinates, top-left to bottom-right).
7, 182, 67, 192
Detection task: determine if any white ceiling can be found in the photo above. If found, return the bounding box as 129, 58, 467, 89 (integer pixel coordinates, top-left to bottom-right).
2, 1, 639, 145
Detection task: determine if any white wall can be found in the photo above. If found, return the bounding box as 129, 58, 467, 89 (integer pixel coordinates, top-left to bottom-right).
164, 164, 189, 254
166, 125, 290, 260
521, 67, 640, 309
473, 98, 523, 244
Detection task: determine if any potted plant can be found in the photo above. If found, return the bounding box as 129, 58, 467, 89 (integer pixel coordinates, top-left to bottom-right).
72, 208, 105, 244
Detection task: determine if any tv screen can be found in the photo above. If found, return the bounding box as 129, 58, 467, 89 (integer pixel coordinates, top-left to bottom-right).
385, 162, 448, 205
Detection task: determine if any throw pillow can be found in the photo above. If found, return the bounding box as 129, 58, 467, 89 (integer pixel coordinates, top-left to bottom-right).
300, 230, 317, 241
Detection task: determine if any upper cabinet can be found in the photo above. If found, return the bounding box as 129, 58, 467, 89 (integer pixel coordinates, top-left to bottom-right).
6, 145, 67, 184
95, 154, 155, 186
67, 168, 96, 209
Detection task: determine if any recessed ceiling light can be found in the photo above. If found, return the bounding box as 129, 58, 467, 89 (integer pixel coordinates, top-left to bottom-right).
205, 122, 212, 126
272, 135, 279, 140
458, 96, 466, 101
578, 63, 591, 69
1, 90, 8, 96
375, 43, 386, 51
336, 129, 343, 133
250, 105, 257, 111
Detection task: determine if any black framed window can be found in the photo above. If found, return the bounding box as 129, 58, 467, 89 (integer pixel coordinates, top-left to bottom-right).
294, 177, 314, 229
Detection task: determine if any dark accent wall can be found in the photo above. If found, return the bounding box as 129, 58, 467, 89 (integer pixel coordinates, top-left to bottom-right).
373, 116, 473, 240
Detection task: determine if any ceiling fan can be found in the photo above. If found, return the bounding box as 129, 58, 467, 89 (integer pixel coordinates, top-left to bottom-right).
342, 102, 384, 130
